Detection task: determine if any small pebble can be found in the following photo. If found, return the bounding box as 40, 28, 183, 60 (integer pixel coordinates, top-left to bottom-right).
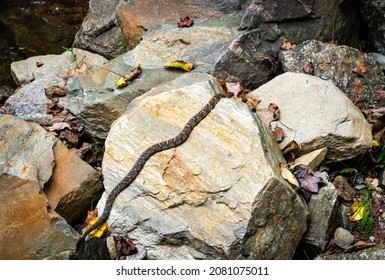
354, 183, 367, 190
334, 227, 355, 249
106, 236, 117, 260
369, 236, 376, 242
355, 175, 365, 185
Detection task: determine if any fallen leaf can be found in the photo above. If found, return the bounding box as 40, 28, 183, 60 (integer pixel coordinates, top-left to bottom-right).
281, 39, 296, 50
349, 201, 364, 221
303, 62, 314, 75
87, 217, 108, 238
47, 122, 71, 131
45, 86, 66, 98
115, 65, 142, 89
177, 16, 193, 28
36, 61, 44, 67
353, 64, 366, 77
257, 110, 275, 125
273, 126, 285, 143
164, 60, 193, 72
291, 164, 326, 193
84, 209, 98, 226
225, 82, 243, 97
268, 103, 280, 120
282, 140, 301, 155
246, 96, 260, 111
280, 163, 299, 190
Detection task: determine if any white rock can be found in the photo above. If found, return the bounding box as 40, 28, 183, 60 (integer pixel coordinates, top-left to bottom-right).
249, 72, 372, 162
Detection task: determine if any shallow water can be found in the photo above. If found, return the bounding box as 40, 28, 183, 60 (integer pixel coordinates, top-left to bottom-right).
0, 0, 89, 87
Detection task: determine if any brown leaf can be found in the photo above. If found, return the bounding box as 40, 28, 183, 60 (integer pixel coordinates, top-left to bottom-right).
353, 64, 366, 77
273, 126, 285, 143
36, 61, 44, 67
45, 86, 66, 98
291, 164, 326, 194
303, 62, 314, 75
116, 65, 142, 88
281, 39, 296, 50
47, 122, 71, 131
246, 96, 260, 111
84, 209, 98, 226
177, 16, 193, 28
256, 110, 275, 125
267, 103, 280, 120
119, 236, 138, 256
59, 128, 80, 147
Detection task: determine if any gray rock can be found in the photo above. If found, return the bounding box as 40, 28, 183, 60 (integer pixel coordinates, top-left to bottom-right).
73, 0, 126, 59
302, 182, 339, 258
333, 175, 356, 202
334, 227, 355, 250
212, 24, 284, 90
368, 53, 385, 71
2, 75, 64, 124
11, 48, 108, 85
315, 245, 385, 260
239, 0, 359, 47
338, 204, 356, 232
249, 72, 372, 162
66, 16, 241, 142
279, 40, 385, 99
99, 74, 308, 259
360, 1, 385, 55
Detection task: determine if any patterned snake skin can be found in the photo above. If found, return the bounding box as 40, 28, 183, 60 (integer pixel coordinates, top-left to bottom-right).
77, 93, 225, 248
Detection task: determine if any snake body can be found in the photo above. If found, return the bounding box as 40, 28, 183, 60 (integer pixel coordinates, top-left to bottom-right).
77, 93, 225, 248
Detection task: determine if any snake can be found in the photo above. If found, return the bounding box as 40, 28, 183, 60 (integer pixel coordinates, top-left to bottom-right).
76, 92, 227, 249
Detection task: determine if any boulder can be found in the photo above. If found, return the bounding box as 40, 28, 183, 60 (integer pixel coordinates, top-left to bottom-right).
360, 0, 385, 55
73, 0, 126, 59
302, 180, 339, 258
239, 0, 360, 47
279, 40, 385, 104
0, 174, 78, 260
98, 74, 308, 259
44, 140, 104, 225
249, 72, 372, 162
11, 48, 108, 85
0, 114, 103, 259
2, 75, 64, 124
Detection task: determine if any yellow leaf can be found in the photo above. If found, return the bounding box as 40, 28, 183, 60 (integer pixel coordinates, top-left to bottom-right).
88, 217, 108, 238
349, 201, 364, 221
372, 140, 380, 147
164, 60, 193, 72
279, 163, 299, 189
115, 76, 127, 88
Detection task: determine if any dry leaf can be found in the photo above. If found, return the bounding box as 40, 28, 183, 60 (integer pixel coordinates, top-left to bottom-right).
291, 164, 326, 194
87, 217, 108, 238
257, 110, 275, 125
225, 82, 243, 97
303, 62, 314, 75
349, 201, 364, 221
177, 16, 193, 28
36, 61, 44, 67
47, 122, 71, 131
281, 39, 296, 50
164, 60, 193, 72
353, 64, 366, 77
116, 65, 142, 89
273, 126, 285, 143
84, 209, 98, 226
280, 163, 300, 190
